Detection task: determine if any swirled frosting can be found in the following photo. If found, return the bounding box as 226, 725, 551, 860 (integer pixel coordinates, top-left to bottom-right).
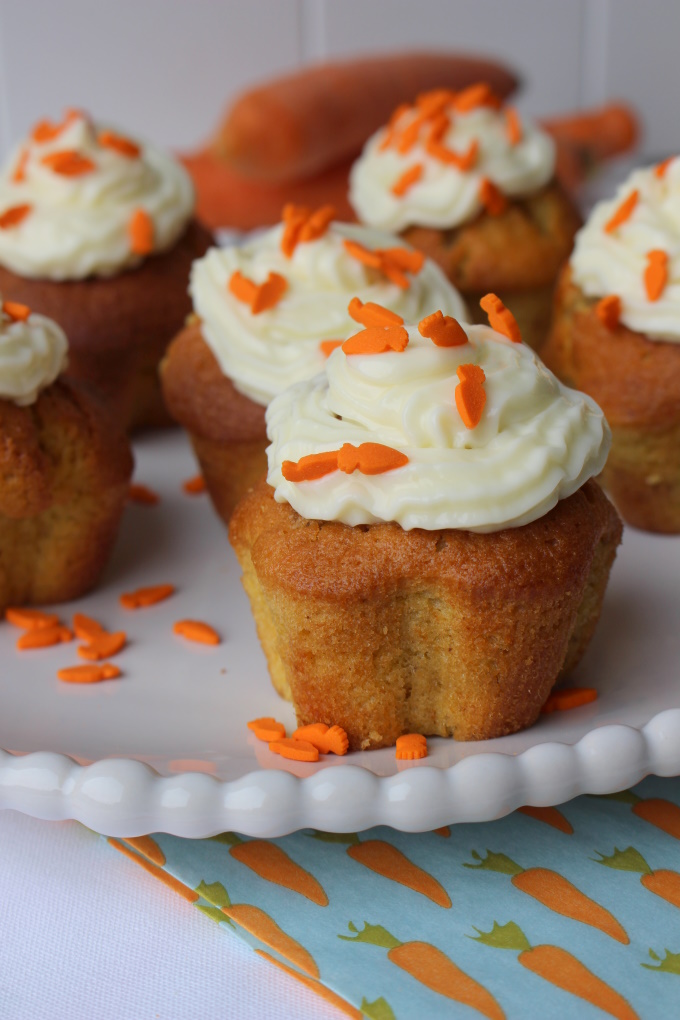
190, 221, 467, 406
349, 92, 555, 232
266, 321, 610, 532
570, 159, 680, 342
0, 110, 194, 279
0, 299, 68, 405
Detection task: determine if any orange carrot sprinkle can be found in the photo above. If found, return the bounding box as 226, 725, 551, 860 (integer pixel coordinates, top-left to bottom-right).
348, 297, 404, 328
5, 607, 59, 630
379, 247, 425, 274
173, 620, 220, 646
298, 203, 336, 242
342, 239, 382, 269
292, 723, 349, 756
505, 106, 522, 145
416, 88, 456, 118
57, 663, 121, 684
248, 717, 287, 742
280, 203, 336, 257
228, 270, 287, 314
2, 300, 31, 322
604, 189, 638, 234
391, 163, 424, 197
418, 310, 468, 347
644, 249, 669, 302
229, 269, 258, 305
31, 109, 81, 144
378, 103, 410, 151
0, 204, 32, 230
269, 738, 319, 763
342, 324, 409, 355
282, 451, 339, 483
12, 148, 29, 183
480, 292, 522, 343
41, 150, 95, 177
541, 687, 598, 714
17, 625, 72, 650
455, 363, 487, 429
395, 114, 428, 155
319, 339, 344, 358
655, 156, 675, 179
98, 130, 140, 158
426, 137, 478, 171
337, 442, 408, 476
182, 474, 206, 495
454, 82, 500, 112
396, 733, 428, 760
77, 631, 127, 661
127, 483, 159, 506
595, 294, 622, 331
72, 613, 106, 641
119, 584, 175, 610
479, 177, 508, 216
129, 208, 154, 255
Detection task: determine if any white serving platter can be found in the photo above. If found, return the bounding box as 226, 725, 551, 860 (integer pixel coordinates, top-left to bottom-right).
0, 429, 678, 838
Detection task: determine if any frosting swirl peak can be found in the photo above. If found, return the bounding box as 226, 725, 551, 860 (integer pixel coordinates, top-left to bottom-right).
0, 298, 68, 405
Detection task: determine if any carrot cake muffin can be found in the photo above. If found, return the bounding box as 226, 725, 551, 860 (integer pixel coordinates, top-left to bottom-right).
161, 206, 468, 522
541, 159, 680, 533
0, 297, 132, 611
230, 300, 621, 749
0, 108, 212, 430
349, 84, 581, 351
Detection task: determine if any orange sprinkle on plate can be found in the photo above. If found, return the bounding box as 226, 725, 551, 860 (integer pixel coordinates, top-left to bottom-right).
127, 483, 160, 506
269, 738, 319, 763
119, 584, 175, 610
16, 625, 72, 650
5, 607, 59, 630
173, 620, 220, 646
293, 723, 349, 756
247, 717, 286, 742
77, 631, 127, 661
541, 687, 597, 714
57, 663, 121, 684
182, 474, 206, 495
72, 613, 106, 641
396, 734, 428, 760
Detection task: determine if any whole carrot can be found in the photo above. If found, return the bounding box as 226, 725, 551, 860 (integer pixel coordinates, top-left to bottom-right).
517, 805, 573, 834
195, 879, 319, 978
226, 835, 328, 906
594, 846, 680, 909
598, 789, 680, 840
340, 921, 504, 1019
471, 921, 638, 1020
465, 850, 628, 943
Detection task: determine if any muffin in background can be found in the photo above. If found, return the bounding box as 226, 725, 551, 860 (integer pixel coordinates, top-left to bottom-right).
349, 83, 581, 351
0, 108, 212, 431
541, 158, 680, 533
161, 207, 468, 523
0, 298, 132, 611
230, 300, 621, 750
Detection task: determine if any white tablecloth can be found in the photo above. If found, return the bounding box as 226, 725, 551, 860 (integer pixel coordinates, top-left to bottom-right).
0, 811, 341, 1020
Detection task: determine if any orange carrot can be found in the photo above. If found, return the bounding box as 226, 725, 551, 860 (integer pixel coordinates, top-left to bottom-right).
479, 177, 508, 216
517, 805, 573, 834
98, 130, 140, 158
319, 339, 344, 358
655, 156, 675, 179
644, 249, 668, 302
391, 163, 423, 197
298, 203, 336, 243
595, 845, 680, 909
604, 190, 638, 234
119, 584, 175, 609
31, 109, 81, 144
17, 625, 72, 650
348, 840, 450, 906
426, 137, 478, 171
182, 474, 206, 495
41, 150, 95, 177
127, 482, 160, 505
108, 838, 198, 902
395, 733, 428, 760
282, 450, 339, 482
227, 905, 319, 977
342, 240, 423, 288
465, 851, 628, 943
337, 442, 408, 476
472, 921, 637, 1020
213, 54, 518, 182
229, 840, 328, 905
77, 631, 126, 661
292, 723, 348, 755
124, 835, 166, 866
348, 296, 404, 328
269, 737, 319, 762
57, 663, 121, 683
595, 294, 621, 331
72, 613, 106, 641
129, 209, 154, 256
173, 620, 220, 645
505, 106, 522, 145
341, 922, 504, 1018
2, 300, 31, 322
342, 324, 409, 354
480, 293, 521, 343
5, 607, 59, 630
0, 204, 32, 230
454, 82, 501, 113
228, 269, 287, 314
12, 148, 29, 183
418, 310, 468, 347
256, 951, 360, 1018
247, 717, 286, 742
632, 797, 680, 840
541, 687, 597, 713
455, 363, 487, 429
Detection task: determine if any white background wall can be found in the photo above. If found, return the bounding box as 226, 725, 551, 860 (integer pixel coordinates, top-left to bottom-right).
0, 0, 677, 159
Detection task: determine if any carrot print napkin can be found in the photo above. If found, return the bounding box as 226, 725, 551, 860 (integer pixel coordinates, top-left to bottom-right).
107, 775, 680, 1019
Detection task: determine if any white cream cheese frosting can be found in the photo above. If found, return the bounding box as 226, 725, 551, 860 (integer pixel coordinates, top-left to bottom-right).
0, 110, 194, 280
349, 90, 555, 233
0, 299, 68, 405
570, 158, 680, 342
190, 221, 468, 406
266, 320, 610, 532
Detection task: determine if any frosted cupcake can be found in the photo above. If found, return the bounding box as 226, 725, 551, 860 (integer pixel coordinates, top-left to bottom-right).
542, 158, 680, 533
161, 205, 468, 522
0, 297, 132, 611
349, 83, 581, 350
230, 299, 621, 749
0, 108, 212, 429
